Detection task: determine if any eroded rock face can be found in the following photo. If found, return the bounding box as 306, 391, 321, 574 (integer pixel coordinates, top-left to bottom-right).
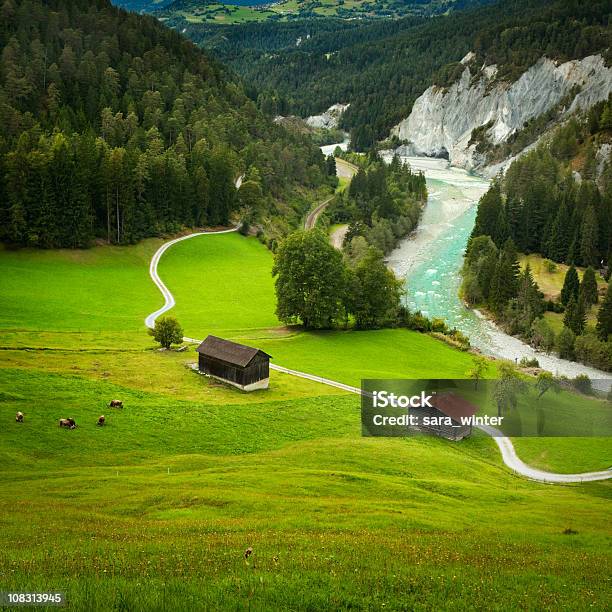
391, 55, 612, 171
306, 103, 350, 129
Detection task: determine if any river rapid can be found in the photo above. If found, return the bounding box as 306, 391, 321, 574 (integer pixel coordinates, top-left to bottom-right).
382, 155, 612, 387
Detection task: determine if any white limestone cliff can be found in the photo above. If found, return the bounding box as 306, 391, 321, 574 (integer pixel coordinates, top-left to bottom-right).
391, 55, 612, 173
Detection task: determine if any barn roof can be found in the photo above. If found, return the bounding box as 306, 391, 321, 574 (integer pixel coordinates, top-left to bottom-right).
430, 393, 477, 422
196, 335, 271, 368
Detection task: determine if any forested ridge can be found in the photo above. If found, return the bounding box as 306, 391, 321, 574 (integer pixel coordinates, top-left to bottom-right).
0, 0, 329, 248
181, 0, 611, 149
463, 100, 612, 370
470, 101, 612, 271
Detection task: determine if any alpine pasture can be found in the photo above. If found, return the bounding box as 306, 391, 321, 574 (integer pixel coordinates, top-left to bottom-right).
0, 233, 610, 610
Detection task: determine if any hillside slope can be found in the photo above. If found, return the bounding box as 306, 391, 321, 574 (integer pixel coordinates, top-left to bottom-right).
0, 0, 329, 248
394, 54, 612, 171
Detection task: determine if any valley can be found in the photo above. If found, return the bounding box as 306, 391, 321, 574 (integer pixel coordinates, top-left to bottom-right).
1, 1, 611, 609
2, 215, 611, 608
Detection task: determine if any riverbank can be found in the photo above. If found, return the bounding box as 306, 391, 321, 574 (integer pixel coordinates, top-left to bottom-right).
385, 155, 612, 387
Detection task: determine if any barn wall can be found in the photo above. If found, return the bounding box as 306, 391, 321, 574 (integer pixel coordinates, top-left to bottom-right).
243, 356, 270, 386
200, 355, 243, 384
198, 354, 270, 389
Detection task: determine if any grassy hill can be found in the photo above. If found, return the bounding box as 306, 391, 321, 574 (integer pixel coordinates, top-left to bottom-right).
1, 232, 610, 608
1, 366, 611, 608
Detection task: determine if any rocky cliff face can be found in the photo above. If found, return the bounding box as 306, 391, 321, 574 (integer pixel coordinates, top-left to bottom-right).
391, 54, 612, 173
306, 103, 350, 129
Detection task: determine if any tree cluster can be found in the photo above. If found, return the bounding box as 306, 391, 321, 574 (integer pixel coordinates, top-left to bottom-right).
330, 153, 427, 255
461, 236, 545, 337
470, 124, 612, 270
462, 233, 612, 371
272, 229, 403, 330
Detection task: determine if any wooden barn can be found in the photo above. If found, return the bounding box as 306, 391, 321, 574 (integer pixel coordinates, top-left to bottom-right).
196, 335, 271, 391
411, 392, 477, 441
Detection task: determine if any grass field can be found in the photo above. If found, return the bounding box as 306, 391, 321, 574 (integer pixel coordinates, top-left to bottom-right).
520, 253, 605, 334
1, 233, 611, 609
1, 368, 610, 609
164, 0, 409, 24
0, 242, 161, 333
520, 253, 607, 301
159, 232, 280, 337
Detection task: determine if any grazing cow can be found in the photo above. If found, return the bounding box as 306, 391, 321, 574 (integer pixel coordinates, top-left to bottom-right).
97, 415, 105, 426
15, 411, 24, 423
244, 547, 253, 560
59, 418, 77, 430
109, 400, 123, 408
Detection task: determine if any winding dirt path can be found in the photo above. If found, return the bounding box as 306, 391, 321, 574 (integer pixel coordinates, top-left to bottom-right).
144, 230, 611, 484
304, 157, 359, 230
335, 157, 359, 179
304, 196, 334, 230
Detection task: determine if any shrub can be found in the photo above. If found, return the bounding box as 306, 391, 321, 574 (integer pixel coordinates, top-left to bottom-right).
530, 318, 555, 353
431, 318, 449, 334
148, 316, 184, 349
574, 332, 612, 371
572, 374, 593, 395
556, 326, 576, 360
406, 311, 432, 332
519, 357, 539, 368
544, 259, 557, 273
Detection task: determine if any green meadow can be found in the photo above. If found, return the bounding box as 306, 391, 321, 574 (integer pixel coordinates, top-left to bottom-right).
0, 232, 610, 609
0, 241, 160, 333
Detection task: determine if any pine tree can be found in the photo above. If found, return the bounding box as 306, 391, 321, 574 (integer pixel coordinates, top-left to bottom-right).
563, 295, 586, 336
580, 266, 599, 306
600, 103, 612, 131
348, 167, 367, 199
515, 264, 544, 329
471, 181, 504, 246
596, 282, 612, 341
489, 239, 520, 313
560, 265, 580, 306
325, 154, 337, 177
545, 199, 571, 262
580, 205, 599, 267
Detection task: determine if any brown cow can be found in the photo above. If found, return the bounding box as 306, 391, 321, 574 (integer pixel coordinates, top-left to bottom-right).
59, 418, 76, 430
97, 415, 105, 426
15, 411, 24, 423
109, 400, 123, 408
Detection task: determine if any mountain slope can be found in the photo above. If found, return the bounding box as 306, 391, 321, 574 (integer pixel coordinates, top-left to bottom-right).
0, 0, 328, 248
182, 0, 612, 149
394, 54, 612, 171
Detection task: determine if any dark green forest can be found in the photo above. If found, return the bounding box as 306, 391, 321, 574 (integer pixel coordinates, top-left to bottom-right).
470, 100, 612, 270
0, 0, 328, 248
463, 100, 612, 370
178, 0, 611, 149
